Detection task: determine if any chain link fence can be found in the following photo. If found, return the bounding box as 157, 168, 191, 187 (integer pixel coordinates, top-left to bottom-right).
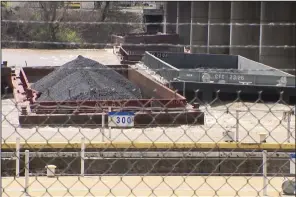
1, 1, 296, 197
2, 66, 296, 196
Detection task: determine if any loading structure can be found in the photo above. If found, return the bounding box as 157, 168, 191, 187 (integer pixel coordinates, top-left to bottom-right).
12, 64, 204, 127
141, 51, 296, 104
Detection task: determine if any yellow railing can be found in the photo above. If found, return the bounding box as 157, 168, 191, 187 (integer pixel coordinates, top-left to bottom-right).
2, 141, 295, 150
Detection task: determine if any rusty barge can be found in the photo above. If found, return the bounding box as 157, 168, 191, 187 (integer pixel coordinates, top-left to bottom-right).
13, 64, 204, 127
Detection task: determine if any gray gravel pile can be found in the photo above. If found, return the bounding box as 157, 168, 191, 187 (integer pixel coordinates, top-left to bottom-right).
31, 56, 142, 101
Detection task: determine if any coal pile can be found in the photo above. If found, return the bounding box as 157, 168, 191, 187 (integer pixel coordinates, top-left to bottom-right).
31, 56, 142, 101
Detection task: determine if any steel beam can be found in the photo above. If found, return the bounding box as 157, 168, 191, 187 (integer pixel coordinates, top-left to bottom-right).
163, 2, 167, 33
189, 2, 194, 52
176, 1, 179, 34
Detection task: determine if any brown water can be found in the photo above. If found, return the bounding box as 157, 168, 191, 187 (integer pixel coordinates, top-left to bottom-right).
1, 48, 295, 144
1, 48, 120, 67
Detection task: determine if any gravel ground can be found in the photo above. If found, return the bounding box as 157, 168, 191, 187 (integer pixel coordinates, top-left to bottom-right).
1, 49, 295, 144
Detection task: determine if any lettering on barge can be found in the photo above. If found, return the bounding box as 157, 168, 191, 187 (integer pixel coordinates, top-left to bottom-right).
152, 52, 168, 58
229, 74, 244, 81
200, 72, 248, 84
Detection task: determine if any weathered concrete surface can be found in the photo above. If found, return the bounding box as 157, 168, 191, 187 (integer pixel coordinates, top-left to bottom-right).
259, 2, 296, 71
2, 176, 293, 196
209, 2, 231, 54
190, 1, 209, 53
230, 1, 261, 61
166, 1, 177, 34
178, 1, 191, 46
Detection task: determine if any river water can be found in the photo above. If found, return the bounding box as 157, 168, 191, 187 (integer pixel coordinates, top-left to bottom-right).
1, 48, 120, 67
1, 48, 294, 144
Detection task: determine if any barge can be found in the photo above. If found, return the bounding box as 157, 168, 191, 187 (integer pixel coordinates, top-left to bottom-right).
13, 64, 204, 127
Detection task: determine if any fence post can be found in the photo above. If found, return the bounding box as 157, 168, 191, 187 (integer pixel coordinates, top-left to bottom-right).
108, 107, 112, 139
16, 137, 20, 177
287, 111, 291, 143
183, 81, 186, 97
282, 153, 295, 195
102, 111, 105, 142
24, 150, 29, 196
236, 110, 239, 142
81, 137, 85, 176
262, 150, 268, 196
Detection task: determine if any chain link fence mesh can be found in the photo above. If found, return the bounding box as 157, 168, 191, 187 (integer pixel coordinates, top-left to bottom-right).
2, 66, 296, 196
1, 1, 296, 197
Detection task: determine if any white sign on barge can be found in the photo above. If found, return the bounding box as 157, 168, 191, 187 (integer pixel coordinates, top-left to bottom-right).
108, 111, 135, 127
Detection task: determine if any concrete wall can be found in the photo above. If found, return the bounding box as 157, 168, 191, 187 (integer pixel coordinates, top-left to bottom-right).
191, 2, 209, 53
1, 157, 291, 176
166, 2, 177, 34
209, 2, 231, 54
166, 1, 296, 74
178, 1, 191, 45
259, 2, 296, 71
230, 2, 261, 61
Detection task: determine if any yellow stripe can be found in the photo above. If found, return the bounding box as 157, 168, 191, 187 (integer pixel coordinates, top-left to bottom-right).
1, 142, 295, 150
